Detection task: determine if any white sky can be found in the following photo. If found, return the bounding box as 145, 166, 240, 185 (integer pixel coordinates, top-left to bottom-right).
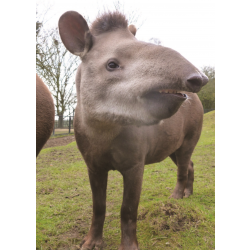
37, 0, 215, 69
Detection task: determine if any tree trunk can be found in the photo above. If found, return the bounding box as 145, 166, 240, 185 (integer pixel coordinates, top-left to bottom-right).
58, 115, 63, 128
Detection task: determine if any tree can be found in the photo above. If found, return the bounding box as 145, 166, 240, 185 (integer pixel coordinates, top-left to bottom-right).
36, 8, 79, 127
197, 66, 215, 109
201, 65, 215, 80
36, 28, 79, 125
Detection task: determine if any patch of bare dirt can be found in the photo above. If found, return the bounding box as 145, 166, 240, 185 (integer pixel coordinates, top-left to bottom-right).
138, 201, 202, 233
43, 135, 75, 149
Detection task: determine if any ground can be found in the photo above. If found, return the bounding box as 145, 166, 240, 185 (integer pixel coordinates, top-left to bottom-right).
43, 135, 75, 149
37, 111, 215, 249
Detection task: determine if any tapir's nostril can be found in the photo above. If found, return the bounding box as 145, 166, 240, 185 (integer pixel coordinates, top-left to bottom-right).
186, 74, 207, 93
187, 75, 203, 86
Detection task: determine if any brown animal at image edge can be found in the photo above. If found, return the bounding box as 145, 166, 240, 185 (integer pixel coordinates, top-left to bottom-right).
58, 11, 208, 250
36, 74, 55, 157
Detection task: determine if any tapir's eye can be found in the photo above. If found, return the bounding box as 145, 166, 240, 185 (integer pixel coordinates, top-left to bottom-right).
108, 62, 119, 68
106, 60, 120, 71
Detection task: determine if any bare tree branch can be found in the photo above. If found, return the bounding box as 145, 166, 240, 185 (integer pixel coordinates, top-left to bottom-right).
36, 19, 79, 117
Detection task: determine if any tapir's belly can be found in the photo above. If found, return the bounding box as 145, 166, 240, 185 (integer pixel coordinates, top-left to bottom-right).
144, 130, 185, 165
110, 121, 185, 169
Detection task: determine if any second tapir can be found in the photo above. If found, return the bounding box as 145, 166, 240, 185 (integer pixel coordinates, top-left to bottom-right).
59, 11, 208, 250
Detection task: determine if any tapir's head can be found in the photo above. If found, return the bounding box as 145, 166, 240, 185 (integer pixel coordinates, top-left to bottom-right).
59, 11, 208, 126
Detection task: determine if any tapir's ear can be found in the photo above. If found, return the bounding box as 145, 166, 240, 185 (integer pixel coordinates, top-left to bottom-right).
58, 11, 93, 57
128, 24, 137, 36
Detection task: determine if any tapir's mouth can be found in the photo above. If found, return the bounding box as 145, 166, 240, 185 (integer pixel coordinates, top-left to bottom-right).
157, 89, 187, 98
141, 88, 188, 121
142, 88, 188, 100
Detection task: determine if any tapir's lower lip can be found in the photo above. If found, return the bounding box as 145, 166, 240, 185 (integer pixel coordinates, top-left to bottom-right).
141, 89, 187, 121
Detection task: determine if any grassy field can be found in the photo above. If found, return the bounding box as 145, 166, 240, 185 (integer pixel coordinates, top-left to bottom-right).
36, 111, 215, 250
53, 129, 75, 136
50, 133, 75, 139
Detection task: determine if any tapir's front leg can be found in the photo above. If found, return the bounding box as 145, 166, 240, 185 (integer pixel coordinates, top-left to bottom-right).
80, 169, 108, 250
119, 165, 144, 250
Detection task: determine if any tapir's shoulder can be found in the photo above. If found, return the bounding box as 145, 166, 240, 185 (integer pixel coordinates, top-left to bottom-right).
157, 93, 203, 136
178, 92, 204, 134
183, 92, 203, 116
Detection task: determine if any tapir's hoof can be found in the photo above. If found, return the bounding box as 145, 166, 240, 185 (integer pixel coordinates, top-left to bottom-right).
184, 185, 193, 197
80, 244, 103, 250
80, 236, 103, 250
169, 192, 184, 199
184, 190, 193, 198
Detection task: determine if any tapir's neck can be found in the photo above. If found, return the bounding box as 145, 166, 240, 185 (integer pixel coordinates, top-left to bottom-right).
81, 111, 122, 144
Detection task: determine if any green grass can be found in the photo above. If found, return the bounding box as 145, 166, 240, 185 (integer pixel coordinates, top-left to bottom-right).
36, 111, 215, 250
50, 132, 74, 138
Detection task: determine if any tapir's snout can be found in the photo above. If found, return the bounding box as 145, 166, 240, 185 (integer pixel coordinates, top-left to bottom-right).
153, 46, 209, 93
186, 72, 209, 93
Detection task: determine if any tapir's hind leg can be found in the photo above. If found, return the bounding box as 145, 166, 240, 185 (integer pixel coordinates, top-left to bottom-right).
169, 143, 195, 199
183, 160, 194, 197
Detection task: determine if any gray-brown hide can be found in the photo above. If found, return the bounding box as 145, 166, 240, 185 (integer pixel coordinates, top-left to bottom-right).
59, 11, 208, 250
36, 74, 55, 157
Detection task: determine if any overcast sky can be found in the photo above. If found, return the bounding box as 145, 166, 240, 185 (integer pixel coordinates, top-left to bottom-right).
37, 0, 215, 69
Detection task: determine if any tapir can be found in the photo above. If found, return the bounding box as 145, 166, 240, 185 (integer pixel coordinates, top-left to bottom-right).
36, 74, 54, 157
59, 11, 208, 250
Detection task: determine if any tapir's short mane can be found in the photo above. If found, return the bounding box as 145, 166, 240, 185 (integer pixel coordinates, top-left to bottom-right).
90, 11, 128, 36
